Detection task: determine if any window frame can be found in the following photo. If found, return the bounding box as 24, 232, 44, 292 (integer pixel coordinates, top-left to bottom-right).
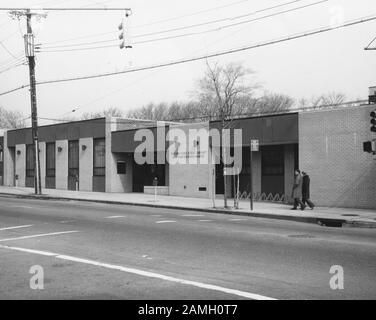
68, 140, 79, 178
26, 144, 35, 177
93, 138, 105, 177
45, 142, 56, 177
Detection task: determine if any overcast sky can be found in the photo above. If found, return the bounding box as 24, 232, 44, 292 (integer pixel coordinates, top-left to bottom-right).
0, 0, 375, 124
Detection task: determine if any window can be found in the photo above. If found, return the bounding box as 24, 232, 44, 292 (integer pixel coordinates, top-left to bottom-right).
93, 138, 105, 176
68, 140, 79, 177
46, 142, 56, 177
117, 161, 126, 174
261, 145, 284, 176
26, 144, 34, 177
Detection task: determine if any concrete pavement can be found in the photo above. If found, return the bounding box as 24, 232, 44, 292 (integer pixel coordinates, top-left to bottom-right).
0, 186, 375, 228
0, 196, 375, 299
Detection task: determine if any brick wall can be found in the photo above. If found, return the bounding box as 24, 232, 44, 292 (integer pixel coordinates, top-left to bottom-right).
299, 105, 376, 209
15, 144, 26, 187
55, 140, 68, 190
168, 122, 214, 198
79, 138, 93, 191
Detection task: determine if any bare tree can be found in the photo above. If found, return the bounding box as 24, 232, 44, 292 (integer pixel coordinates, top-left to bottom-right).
320, 92, 346, 106
251, 93, 295, 115
304, 92, 347, 109
81, 106, 124, 120
0, 106, 26, 129
195, 61, 258, 122
195, 61, 258, 208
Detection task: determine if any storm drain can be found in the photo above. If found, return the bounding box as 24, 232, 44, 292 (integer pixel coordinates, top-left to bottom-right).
317, 219, 344, 227
287, 234, 315, 239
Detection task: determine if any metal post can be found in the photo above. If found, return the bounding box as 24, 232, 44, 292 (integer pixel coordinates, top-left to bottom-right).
26, 10, 41, 195
250, 146, 253, 211
153, 177, 158, 202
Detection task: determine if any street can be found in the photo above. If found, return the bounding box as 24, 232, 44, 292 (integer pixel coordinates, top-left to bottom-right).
0, 195, 375, 300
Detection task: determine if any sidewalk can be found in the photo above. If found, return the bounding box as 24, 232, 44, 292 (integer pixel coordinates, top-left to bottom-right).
0, 186, 375, 228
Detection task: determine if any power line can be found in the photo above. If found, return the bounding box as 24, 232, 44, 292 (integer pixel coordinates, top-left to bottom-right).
1, 13, 376, 97
0, 7, 130, 11
36, 0, 253, 46
134, 0, 252, 29
0, 39, 19, 59
36, 0, 298, 47
365, 35, 376, 50
39, 0, 310, 49
132, 0, 314, 39
37, 99, 368, 124
37, 0, 328, 52
0, 54, 25, 69
0, 60, 26, 75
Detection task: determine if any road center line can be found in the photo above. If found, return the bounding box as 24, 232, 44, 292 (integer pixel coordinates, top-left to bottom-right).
0, 244, 276, 300
0, 225, 33, 231
0, 230, 79, 242
182, 214, 205, 217
10, 206, 34, 209
229, 218, 249, 221
104, 216, 126, 219
155, 220, 176, 224
198, 220, 212, 222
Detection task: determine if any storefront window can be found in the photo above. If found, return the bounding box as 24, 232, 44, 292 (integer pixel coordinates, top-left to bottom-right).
68, 140, 79, 177
26, 144, 34, 177
46, 142, 56, 177
93, 138, 105, 176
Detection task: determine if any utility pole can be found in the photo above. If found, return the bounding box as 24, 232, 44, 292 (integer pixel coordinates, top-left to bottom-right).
5, 6, 131, 195
25, 9, 41, 194
9, 9, 45, 194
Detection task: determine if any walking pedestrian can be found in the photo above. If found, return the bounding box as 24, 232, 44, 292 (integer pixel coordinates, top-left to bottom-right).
291, 169, 306, 210
302, 171, 315, 209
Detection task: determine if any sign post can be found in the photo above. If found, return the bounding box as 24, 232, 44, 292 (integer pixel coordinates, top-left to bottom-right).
153, 177, 158, 202
250, 139, 259, 211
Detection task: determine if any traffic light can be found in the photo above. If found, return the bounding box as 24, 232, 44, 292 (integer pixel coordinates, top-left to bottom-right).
371, 110, 376, 133
118, 11, 132, 49
363, 140, 376, 154
363, 141, 373, 153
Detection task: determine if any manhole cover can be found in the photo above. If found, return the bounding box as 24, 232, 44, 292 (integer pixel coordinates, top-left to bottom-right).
288, 234, 315, 239
341, 214, 359, 217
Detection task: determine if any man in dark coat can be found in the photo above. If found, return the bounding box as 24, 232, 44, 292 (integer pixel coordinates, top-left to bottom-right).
302, 171, 315, 209
291, 169, 306, 210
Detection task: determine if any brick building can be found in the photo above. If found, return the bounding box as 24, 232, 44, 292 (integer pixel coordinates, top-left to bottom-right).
0, 103, 375, 209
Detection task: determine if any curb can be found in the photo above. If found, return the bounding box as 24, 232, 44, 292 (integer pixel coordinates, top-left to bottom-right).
0, 192, 375, 228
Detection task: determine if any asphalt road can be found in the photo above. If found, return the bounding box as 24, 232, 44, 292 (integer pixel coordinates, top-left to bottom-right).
0, 195, 375, 300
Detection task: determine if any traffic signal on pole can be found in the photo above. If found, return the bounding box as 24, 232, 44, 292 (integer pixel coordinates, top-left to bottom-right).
118, 11, 132, 49
363, 141, 373, 153
371, 110, 376, 133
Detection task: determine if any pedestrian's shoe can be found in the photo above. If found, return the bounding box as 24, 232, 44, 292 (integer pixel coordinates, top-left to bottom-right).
310, 205, 315, 210
301, 205, 306, 211
290, 207, 298, 210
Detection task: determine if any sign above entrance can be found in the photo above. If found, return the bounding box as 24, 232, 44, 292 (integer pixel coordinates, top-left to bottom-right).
250, 139, 259, 152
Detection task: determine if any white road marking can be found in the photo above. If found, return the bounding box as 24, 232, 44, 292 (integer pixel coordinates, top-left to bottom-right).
155, 220, 176, 224
10, 206, 33, 209
0, 225, 33, 231
60, 220, 75, 224
198, 220, 212, 222
229, 218, 249, 221
0, 244, 276, 300
104, 216, 126, 219
151, 215, 162, 217
182, 214, 205, 217
0, 230, 79, 242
